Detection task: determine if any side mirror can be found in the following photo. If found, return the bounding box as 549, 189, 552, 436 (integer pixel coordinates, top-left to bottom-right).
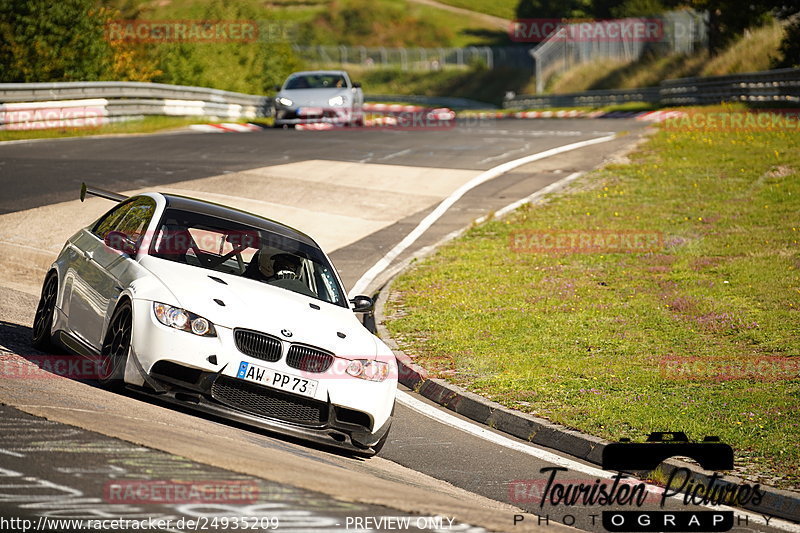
104, 231, 137, 256
273, 85, 281, 91
349, 295, 373, 313
352, 82, 361, 88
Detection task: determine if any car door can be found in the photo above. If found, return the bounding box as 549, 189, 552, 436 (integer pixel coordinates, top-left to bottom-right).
67, 197, 156, 351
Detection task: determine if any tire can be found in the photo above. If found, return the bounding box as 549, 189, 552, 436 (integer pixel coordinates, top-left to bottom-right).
32, 272, 58, 351
99, 301, 132, 387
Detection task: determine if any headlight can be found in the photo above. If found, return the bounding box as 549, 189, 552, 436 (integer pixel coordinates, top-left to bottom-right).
328, 95, 345, 106
346, 359, 390, 382
153, 302, 216, 337
276, 97, 293, 107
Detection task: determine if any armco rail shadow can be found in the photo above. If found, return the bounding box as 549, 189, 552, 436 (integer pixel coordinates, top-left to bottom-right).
374, 276, 800, 523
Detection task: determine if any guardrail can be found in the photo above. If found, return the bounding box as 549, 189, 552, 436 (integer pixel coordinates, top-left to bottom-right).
507, 87, 661, 109
4, 69, 798, 130
293, 45, 534, 71
0, 81, 272, 130
0, 80, 499, 130
505, 67, 800, 109
660, 68, 800, 106
365, 94, 496, 110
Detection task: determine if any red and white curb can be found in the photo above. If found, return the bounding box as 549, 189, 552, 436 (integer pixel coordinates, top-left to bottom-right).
363, 103, 426, 113
295, 107, 456, 130
188, 108, 686, 133
635, 110, 687, 122
465, 109, 686, 123
189, 122, 263, 133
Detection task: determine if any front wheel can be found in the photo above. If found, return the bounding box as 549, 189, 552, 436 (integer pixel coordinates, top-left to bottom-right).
32, 272, 58, 351
99, 301, 132, 387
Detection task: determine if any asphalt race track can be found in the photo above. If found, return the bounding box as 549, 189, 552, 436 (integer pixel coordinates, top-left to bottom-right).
0, 119, 794, 533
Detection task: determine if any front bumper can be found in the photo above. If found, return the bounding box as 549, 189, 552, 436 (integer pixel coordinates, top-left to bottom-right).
139, 366, 392, 452
127, 299, 396, 453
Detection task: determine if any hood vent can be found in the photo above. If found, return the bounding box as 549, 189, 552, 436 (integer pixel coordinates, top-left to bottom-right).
208, 275, 227, 285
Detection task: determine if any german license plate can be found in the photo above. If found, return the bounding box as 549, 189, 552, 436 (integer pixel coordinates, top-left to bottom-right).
236, 361, 318, 398
298, 107, 323, 117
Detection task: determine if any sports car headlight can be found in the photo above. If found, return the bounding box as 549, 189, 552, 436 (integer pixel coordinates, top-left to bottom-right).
153, 302, 216, 337
328, 95, 345, 106
346, 359, 390, 382
277, 97, 293, 107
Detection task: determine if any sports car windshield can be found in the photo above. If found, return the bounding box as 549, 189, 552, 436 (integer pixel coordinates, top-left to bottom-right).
285, 74, 346, 90
150, 208, 347, 307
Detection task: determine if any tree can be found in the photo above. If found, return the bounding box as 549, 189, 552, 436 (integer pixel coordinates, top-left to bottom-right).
679, 0, 775, 54
0, 0, 112, 82
148, 0, 303, 94
770, 0, 800, 67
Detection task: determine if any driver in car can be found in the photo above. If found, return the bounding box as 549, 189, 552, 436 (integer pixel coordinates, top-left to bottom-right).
260, 252, 302, 281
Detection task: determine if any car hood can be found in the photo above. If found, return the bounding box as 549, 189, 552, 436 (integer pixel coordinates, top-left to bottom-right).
280, 88, 350, 107
138, 256, 377, 358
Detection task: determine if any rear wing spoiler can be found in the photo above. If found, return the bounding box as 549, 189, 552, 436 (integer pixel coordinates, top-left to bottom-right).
80, 182, 128, 203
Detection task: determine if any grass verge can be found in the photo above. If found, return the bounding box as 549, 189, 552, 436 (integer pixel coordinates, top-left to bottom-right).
384, 105, 800, 489
0, 116, 244, 142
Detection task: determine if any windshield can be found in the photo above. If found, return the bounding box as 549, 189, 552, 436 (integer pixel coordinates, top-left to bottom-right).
149, 209, 346, 307
285, 74, 346, 90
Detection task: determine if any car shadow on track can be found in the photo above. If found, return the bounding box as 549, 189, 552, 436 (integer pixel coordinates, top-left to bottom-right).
0, 320, 41, 354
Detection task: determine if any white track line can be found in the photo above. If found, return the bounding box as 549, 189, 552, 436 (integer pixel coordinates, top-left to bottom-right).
348, 134, 615, 296
397, 392, 800, 531
0, 448, 25, 458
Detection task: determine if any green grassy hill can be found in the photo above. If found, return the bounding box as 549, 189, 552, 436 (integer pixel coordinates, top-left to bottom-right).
115, 0, 509, 47
99, 0, 789, 104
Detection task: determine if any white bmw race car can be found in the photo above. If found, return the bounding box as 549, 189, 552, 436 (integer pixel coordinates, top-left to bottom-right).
32, 185, 396, 453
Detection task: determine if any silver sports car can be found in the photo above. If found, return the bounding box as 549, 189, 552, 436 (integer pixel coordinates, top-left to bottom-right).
273, 70, 364, 127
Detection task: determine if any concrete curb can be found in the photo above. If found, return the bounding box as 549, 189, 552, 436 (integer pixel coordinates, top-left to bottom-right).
371, 180, 800, 524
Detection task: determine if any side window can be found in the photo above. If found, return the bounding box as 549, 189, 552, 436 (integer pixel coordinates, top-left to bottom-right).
92, 197, 156, 242
116, 199, 156, 242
